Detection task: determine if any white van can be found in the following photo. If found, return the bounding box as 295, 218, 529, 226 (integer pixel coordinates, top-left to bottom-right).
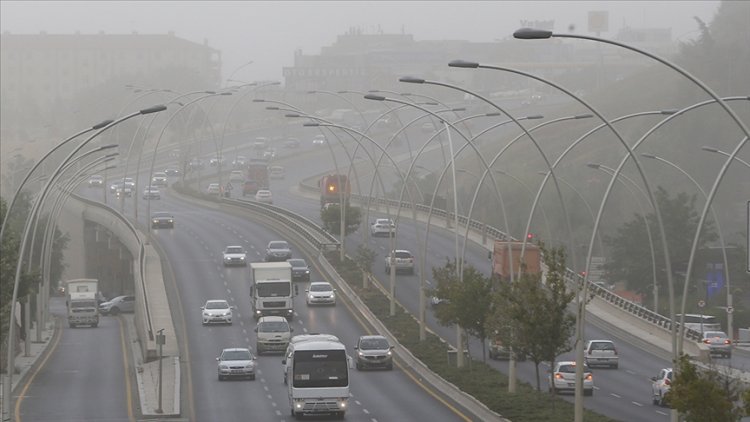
676, 313, 721, 333
255, 316, 292, 355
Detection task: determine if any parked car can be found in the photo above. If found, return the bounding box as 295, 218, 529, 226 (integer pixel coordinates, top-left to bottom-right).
99, 295, 135, 315
354, 335, 394, 370
370, 218, 396, 237
385, 250, 414, 274
202, 299, 235, 325
287, 258, 310, 282
255, 189, 273, 204
222, 246, 247, 267
306, 281, 336, 306
217, 347, 256, 380
88, 175, 104, 187
584, 340, 619, 368
142, 185, 161, 200
151, 172, 168, 186
150, 211, 174, 229
651, 368, 673, 406
702, 330, 732, 358
206, 183, 221, 195
548, 361, 593, 396
265, 240, 292, 261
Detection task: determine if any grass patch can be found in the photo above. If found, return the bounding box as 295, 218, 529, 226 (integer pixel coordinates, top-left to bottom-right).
325, 252, 617, 422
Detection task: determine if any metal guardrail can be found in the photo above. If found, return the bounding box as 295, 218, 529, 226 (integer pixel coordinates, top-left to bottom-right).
221, 197, 340, 252
298, 179, 703, 343
71, 192, 155, 341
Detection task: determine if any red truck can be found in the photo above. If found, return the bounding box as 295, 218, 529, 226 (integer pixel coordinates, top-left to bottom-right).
319, 174, 351, 208
492, 240, 540, 281
243, 162, 269, 196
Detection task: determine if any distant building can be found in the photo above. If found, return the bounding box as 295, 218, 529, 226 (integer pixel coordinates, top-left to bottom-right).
0, 31, 221, 107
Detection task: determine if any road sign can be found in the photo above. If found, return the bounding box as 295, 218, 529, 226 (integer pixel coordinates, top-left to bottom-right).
727, 306, 734, 314
698, 300, 706, 308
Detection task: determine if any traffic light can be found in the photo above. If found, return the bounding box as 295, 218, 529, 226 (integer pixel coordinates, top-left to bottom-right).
526, 232, 534, 241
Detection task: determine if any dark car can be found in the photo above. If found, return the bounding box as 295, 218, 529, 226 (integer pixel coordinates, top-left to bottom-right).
151, 212, 174, 229
287, 258, 310, 282
265, 240, 292, 261
354, 335, 394, 370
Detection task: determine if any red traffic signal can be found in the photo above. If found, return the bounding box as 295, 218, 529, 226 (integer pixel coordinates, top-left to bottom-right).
526, 233, 534, 240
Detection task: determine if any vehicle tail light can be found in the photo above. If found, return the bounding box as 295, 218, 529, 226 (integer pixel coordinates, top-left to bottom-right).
703, 339, 711, 344
725, 339, 731, 345
585, 373, 593, 381
664, 379, 671, 386
554, 373, 563, 380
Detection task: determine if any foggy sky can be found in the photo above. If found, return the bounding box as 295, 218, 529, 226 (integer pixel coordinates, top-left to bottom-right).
1, 1, 721, 83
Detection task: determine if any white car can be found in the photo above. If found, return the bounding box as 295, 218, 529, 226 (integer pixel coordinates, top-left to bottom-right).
651, 368, 673, 406
548, 361, 593, 396
151, 172, 168, 186
222, 245, 247, 267
201, 299, 234, 325
312, 135, 325, 146
370, 218, 396, 237
88, 175, 104, 187
255, 189, 273, 204
385, 250, 414, 275
229, 170, 245, 182
306, 281, 336, 306
142, 185, 160, 200
217, 347, 256, 380
206, 183, 221, 195
584, 340, 619, 368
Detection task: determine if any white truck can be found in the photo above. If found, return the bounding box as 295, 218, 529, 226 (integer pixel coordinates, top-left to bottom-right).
65, 278, 100, 328
285, 337, 350, 419
249, 262, 294, 320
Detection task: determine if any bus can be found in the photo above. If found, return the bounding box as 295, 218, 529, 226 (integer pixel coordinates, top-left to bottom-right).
676, 313, 721, 334
286, 338, 350, 419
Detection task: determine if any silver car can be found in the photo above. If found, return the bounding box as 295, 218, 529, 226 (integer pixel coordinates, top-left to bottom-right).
702, 330, 732, 358
99, 295, 135, 315
355, 335, 394, 370
265, 240, 292, 261
201, 299, 234, 325
548, 361, 593, 396
584, 340, 619, 369
306, 281, 336, 306
217, 347, 256, 380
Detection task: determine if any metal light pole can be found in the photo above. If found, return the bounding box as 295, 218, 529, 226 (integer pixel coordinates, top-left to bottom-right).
641, 153, 735, 336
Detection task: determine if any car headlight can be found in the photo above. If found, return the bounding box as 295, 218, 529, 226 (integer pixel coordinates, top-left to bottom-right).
386, 350, 392, 356
152, 219, 158, 224
304, 270, 310, 274
224, 312, 231, 316
330, 293, 335, 299
219, 364, 229, 370
358, 351, 364, 357
239, 256, 245, 260
203, 312, 209, 317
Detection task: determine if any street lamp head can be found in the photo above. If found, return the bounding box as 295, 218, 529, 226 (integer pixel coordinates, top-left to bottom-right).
140, 105, 167, 114
266, 106, 280, 110
514, 28, 553, 39
364, 94, 386, 101
661, 109, 679, 115
399, 76, 425, 84
99, 144, 119, 151
367, 89, 382, 93
451, 107, 466, 112
307, 90, 318, 94
93, 119, 115, 129
486, 112, 502, 117
575, 114, 594, 119
640, 153, 658, 159
285, 113, 303, 118
701, 146, 720, 153
494, 169, 507, 175
537, 171, 549, 176
448, 59, 479, 69
586, 163, 601, 169
104, 152, 120, 159
526, 114, 544, 120
421, 101, 439, 106
303, 122, 320, 127
204, 91, 217, 94
252, 99, 265, 102
219, 92, 233, 96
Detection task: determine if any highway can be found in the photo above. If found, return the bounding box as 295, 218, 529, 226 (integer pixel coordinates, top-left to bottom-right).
17, 116, 750, 421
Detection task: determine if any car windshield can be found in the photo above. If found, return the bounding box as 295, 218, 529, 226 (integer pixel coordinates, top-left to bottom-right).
205, 301, 229, 309
269, 242, 288, 250
310, 284, 332, 292
222, 350, 252, 361
394, 251, 412, 258
558, 364, 590, 373
225, 247, 244, 254
259, 321, 289, 332
288, 259, 306, 267
360, 338, 389, 350
704, 331, 727, 338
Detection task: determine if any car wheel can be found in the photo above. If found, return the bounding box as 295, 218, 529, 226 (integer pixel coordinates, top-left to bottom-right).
652, 395, 659, 405
109, 307, 120, 316
356, 362, 362, 370
69, 323, 76, 328
584, 389, 593, 397
387, 363, 393, 370
726, 353, 732, 359
92, 323, 98, 328
249, 374, 256, 380
218, 374, 224, 381
611, 363, 619, 369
